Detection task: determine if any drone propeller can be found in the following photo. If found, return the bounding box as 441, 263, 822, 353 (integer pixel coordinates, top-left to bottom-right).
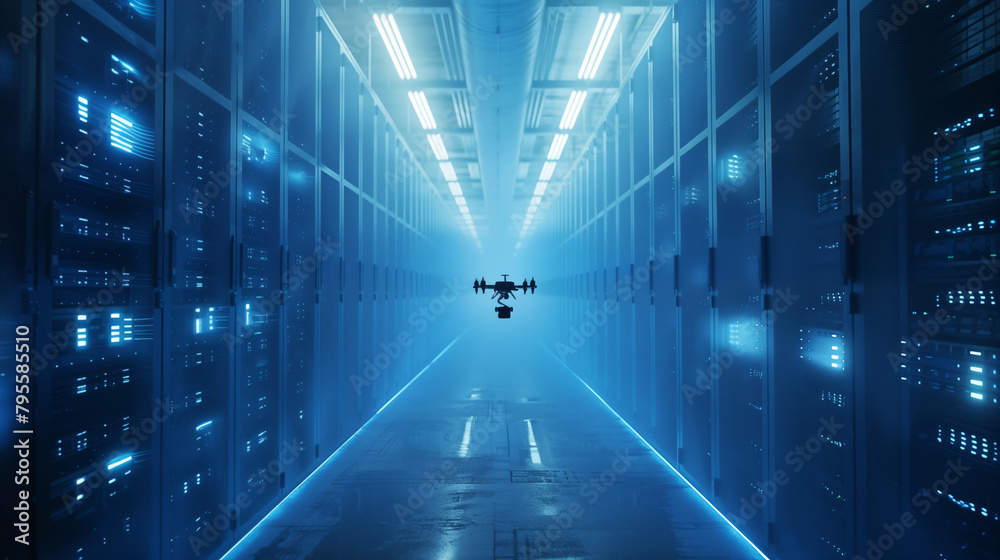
473, 279, 479, 293
530, 277, 537, 294
521, 279, 529, 293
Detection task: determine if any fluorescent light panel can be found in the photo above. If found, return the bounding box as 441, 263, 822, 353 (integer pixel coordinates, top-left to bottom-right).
531, 196, 541, 205
373, 14, 416, 79
448, 182, 463, 196
578, 12, 621, 80
547, 133, 569, 160
439, 161, 457, 182
540, 161, 557, 182
559, 90, 588, 130
408, 91, 436, 129
427, 133, 448, 160
534, 181, 548, 197
455, 196, 467, 207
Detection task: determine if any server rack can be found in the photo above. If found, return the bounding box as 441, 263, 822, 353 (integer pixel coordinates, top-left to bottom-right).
8, 1, 462, 558
541, 0, 994, 558
858, 1, 1000, 558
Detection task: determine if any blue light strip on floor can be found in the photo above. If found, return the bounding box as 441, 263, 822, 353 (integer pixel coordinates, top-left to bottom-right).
546, 346, 772, 560
220, 332, 465, 560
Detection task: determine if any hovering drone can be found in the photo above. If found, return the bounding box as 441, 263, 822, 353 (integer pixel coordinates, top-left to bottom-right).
474, 274, 538, 318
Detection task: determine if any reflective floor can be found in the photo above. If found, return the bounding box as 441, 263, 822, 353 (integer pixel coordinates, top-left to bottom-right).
223, 321, 766, 560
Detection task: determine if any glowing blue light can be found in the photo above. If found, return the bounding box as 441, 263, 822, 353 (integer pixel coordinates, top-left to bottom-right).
76, 477, 85, 485
548, 346, 772, 560
971, 392, 983, 400
219, 334, 465, 560
107, 455, 132, 470
196, 421, 213, 431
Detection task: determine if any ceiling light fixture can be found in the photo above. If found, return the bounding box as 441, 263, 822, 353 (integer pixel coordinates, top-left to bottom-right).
533, 181, 548, 197
559, 90, 588, 130
373, 13, 417, 79
427, 133, 448, 160
539, 161, 557, 182
547, 133, 569, 160
408, 91, 437, 129
578, 12, 621, 80
448, 182, 463, 196
439, 161, 457, 182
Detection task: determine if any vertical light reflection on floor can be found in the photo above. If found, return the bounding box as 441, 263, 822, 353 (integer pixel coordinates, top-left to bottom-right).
458, 416, 473, 457
525, 419, 541, 464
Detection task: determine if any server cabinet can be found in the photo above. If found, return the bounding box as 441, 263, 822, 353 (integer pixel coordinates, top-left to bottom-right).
633, 181, 653, 429
633, 57, 654, 430
40, 5, 159, 557
676, 0, 708, 147
173, 0, 232, 97
361, 198, 376, 417
235, 122, 281, 528
342, 187, 361, 436
375, 208, 390, 410
678, 142, 712, 490
241, 0, 281, 124
619, 198, 635, 417
320, 31, 341, 174
651, 164, 678, 460
317, 171, 342, 457
714, 0, 758, 116
714, 103, 766, 543
283, 151, 317, 489
858, 2, 1000, 558
649, 23, 679, 460
163, 77, 235, 560
288, 1, 317, 156
769, 38, 852, 560
768, 0, 837, 72
342, 62, 360, 189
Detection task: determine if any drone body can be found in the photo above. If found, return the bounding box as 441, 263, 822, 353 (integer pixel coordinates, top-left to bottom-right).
474, 274, 537, 318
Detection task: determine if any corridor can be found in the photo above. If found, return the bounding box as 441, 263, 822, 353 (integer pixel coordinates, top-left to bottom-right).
223, 321, 764, 560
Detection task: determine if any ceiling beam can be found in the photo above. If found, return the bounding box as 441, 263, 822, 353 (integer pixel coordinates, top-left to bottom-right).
532, 80, 617, 90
